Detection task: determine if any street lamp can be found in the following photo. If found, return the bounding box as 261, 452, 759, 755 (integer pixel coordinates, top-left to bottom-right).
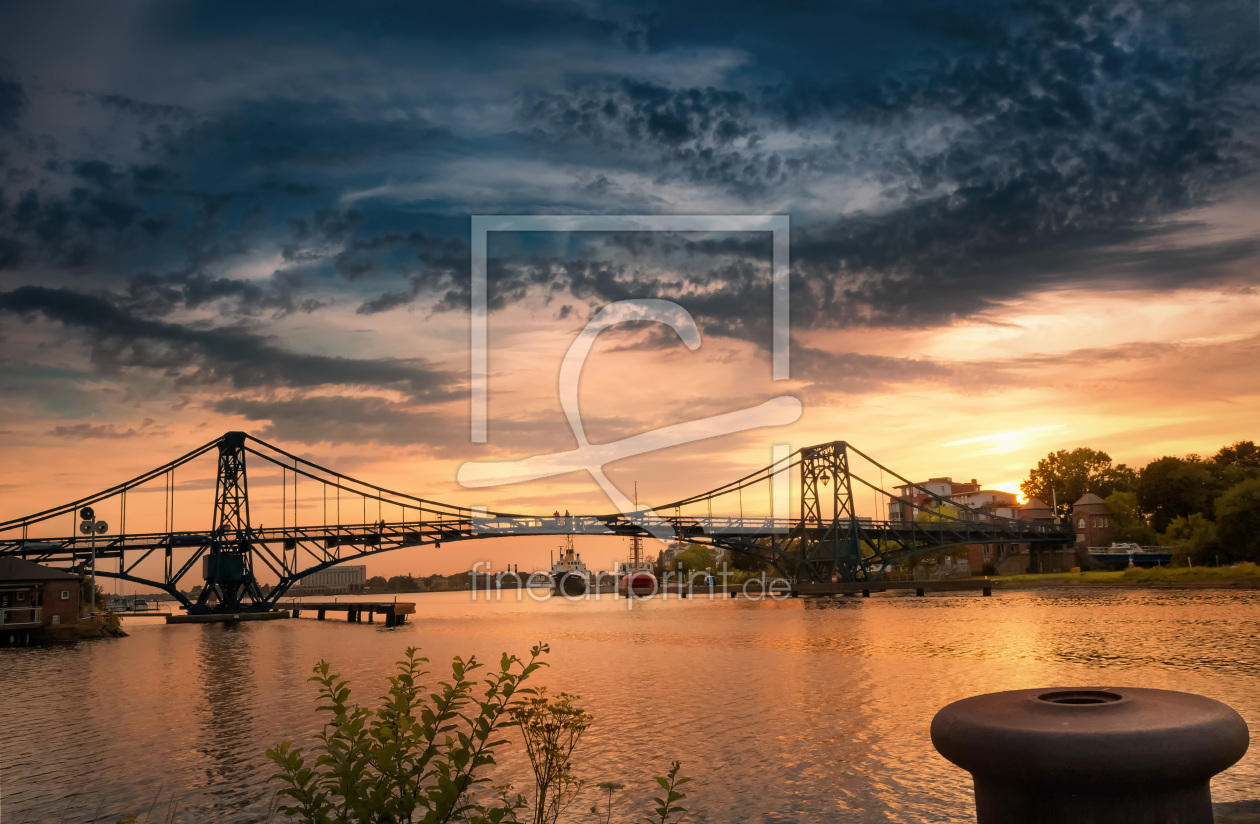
78, 506, 108, 618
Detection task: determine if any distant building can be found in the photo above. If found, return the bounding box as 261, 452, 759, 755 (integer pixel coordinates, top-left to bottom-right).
1072, 493, 1114, 548
950, 488, 1020, 516
289, 564, 367, 596
1, 557, 81, 641
888, 477, 981, 520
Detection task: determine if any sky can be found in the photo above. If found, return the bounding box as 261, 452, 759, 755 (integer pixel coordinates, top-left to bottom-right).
1, 0, 1258, 579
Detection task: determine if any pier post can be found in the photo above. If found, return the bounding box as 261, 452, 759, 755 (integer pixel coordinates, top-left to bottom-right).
915, 587, 925, 596
368, 611, 374, 623
932, 687, 1248, 823
862, 589, 870, 597
317, 609, 325, 621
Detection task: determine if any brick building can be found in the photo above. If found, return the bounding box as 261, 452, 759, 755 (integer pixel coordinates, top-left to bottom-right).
1, 557, 81, 643
1071, 492, 1115, 548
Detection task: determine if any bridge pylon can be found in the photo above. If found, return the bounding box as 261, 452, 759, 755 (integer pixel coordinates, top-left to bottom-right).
794, 441, 886, 583
192, 431, 269, 613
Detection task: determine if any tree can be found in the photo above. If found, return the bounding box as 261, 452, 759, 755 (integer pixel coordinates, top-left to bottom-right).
1103, 491, 1157, 545
387, 574, 423, 592
1213, 441, 1260, 470
366, 575, 388, 590
1021, 448, 1134, 517
1214, 478, 1260, 563
80, 578, 107, 611
673, 544, 717, 575
1160, 513, 1218, 565
1136, 456, 1220, 533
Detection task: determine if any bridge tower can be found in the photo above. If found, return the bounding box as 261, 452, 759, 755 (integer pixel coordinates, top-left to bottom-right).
796, 441, 874, 583
192, 431, 268, 613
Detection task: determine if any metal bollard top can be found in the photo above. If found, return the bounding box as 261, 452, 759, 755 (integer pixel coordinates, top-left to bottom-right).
931, 686, 1249, 787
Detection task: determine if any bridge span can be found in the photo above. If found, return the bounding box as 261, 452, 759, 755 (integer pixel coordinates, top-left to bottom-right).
0, 432, 1072, 614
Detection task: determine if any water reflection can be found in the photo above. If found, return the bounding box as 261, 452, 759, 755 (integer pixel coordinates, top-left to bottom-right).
194, 622, 260, 816
0, 589, 1255, 823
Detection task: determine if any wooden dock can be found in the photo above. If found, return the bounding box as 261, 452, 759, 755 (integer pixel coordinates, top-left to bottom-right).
289, 600, 416, 627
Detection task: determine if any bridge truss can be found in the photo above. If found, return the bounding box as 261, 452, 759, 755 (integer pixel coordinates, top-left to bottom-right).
0, 432, 1072, 613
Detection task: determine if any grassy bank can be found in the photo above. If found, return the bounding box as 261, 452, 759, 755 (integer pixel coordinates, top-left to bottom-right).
994, 562, 1260, 587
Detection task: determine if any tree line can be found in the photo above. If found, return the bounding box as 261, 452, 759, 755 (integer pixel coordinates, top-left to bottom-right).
365, 572, 473, 593
1020, 440, 1260, 563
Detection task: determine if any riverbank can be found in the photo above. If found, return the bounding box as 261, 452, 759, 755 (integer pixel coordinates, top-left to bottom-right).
993, 562, 1260, 589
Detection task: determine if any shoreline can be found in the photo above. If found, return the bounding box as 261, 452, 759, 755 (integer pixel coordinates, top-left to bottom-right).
991, 576, 1260, 591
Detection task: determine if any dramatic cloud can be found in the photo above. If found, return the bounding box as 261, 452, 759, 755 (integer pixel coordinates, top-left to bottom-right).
0, 286, 455, 401
0, 0, 1256, 519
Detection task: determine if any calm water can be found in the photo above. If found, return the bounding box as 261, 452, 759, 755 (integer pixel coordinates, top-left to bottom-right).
3, 588, 1258, 824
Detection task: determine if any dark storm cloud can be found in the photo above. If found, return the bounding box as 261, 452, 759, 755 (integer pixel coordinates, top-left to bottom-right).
125, 270, 326, 318
519, 80, 801, 197
508, 0, 1260, 333
0, 286, 454, 401
94, 93, 191, 123
174, 99, 450, 169
0, 61, 24, 132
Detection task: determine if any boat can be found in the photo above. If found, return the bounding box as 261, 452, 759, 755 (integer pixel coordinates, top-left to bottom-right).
617, 563, 657, 597
550, 535, 589, 596
1087, 542, 1175, 568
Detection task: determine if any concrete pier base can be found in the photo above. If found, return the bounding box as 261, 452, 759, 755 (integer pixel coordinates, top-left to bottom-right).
167, 611, 289, 624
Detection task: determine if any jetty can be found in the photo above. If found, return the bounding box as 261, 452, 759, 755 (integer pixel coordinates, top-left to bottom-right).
289, 600, 415, 626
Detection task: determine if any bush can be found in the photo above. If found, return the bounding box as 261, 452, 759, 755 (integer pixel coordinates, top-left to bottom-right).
266, 646, 690, 824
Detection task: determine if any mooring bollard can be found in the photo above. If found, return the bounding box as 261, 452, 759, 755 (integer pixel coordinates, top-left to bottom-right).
931, 687, 1249, 824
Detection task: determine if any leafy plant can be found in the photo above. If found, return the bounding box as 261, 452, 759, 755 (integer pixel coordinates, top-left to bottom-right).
266, 645, 694, 824
267, 645, 546, 824
646, 762, 691, 824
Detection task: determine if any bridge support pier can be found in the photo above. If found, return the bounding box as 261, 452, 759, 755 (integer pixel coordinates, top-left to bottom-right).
317, 609, 326, 620
916, 587, 925, 596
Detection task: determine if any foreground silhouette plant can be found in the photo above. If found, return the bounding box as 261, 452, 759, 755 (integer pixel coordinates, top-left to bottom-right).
268, 645, 546, 824
511, 690, 591, 824
266, 646, 692, 824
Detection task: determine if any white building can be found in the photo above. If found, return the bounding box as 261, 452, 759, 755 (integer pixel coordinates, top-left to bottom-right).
949, 489, 1021, 519
289, 564, 367, 595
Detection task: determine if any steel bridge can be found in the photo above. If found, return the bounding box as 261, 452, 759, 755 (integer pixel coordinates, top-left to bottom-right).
0, 432, 1072, 613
